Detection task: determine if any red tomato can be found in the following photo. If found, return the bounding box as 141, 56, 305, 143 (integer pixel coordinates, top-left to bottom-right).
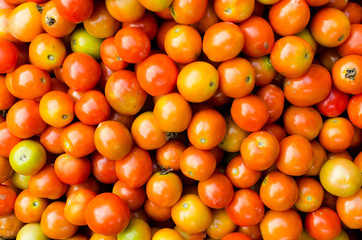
114, 27, 151, 64
0, 39, 18, 73
91, 152, 118, 184
85, 193, 130, 236
136, 53, 178, 96
226, 189, 265, 226
316, 87, 349, 117
62, 52, 101, 92
53, 0, 93, 23
54, 154, 91, 185
305, 207, 342, 240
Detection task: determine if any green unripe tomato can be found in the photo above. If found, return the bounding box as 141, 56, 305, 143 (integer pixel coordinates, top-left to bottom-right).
117, 218, 151, 240
70, 27, 103, 60
9, 140, 46, 176
11, 172, 31, 190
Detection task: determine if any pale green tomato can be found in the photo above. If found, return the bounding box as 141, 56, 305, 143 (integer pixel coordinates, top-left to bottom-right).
319, 158, 362, 197
70, 27, 103, 60
16, 223, 49, 240
11, 172, 31, 190
9, 140, 46, 176
117, 218, 151, 240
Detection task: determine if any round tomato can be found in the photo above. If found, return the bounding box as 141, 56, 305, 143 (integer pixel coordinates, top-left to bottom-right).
255, 84, 284, 123
347, 93, 362, 128
206, 209, 236, 239
332, 55, 362, 95
316, 87, 349, 117
319, 158, 362, 197
53, 0, 93, 23
117, 218, 151, 240
170, 0, 207, 25
0, 185, 17, 216
213, 0, 254, 23
336, 189, 362, 229
85, 193, 130, 236
54, 154, 91, 185
305, 207, 341, 240
0, 39, 18, 73
41, 201, 78, 239
295, 177, 324, 212
14, 189, 48, 223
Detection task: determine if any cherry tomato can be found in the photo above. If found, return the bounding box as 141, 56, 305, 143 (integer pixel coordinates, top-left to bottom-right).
319, 158, 362, 197
12, 64, 51, 100
105, 70, 147, 116
310, 7, 350, 47
156, 139, 185, 171
0, 155, 13, 183
62, 52, 101, 91
270, 36, 314, 78
170, 0, 207, 25
213, 0, 255, 23
255, 84, 284, 123
219, 116, 249, 153
171, 194, 212, 235
122, 11, 158, 40
316, 87, 349, 117
347, 93, 362, 128
41, 201, 78, 239
64, 189, 97, 226
105, 0, 145, 23
338, 24, 362, 57
14, 189, 48, 223
146, 171, 182, 208
206, 209, 236, 239
117, 218, 151, 240
295, 177, 324, 212
225, 155, 261, 188
0, 185, 17, 216
61, 122, 96, 158
0, 121, 21, 157
39, 91, 74, 128
6, 100, 47, 139
0, 213, 24, 239
164, 25, 202, 64
113, 180, 146, 212
0, 39, 18, 73
336, 189, 362, 229
260, 209, 302, 240
342, 3, 362, 24
28, 164, 68, 200
91, 152, 118, 184
54, 154, 91, 185
203, 22, 244, 62
332, 55, 362, 95
53, 0, 93, 23
143, 198, 171, 222
153, 228, 183, 240
114, 27, 150, 64
100, 37, 128, 71
218, 57, 255, 99
8, 2, 44, 42
249, 56, 276, 87
269, 0, 310, 36
231, 95, 269, 132
222, 232, 252, 240
305, 207, 342, 240
225, 189, 265, 226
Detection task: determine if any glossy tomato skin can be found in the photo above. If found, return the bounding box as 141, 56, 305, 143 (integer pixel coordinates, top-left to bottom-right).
260, 209, 302, 240
105, 70, 147, 116
305, 207, 341, 240
226, 155, 261, 189
310, 8, 350, 48
213, 0, 254, 23
260, 171, 298, 211
136, 54, 178, 96
85, 193, 130, 236
283, 64, 332, 107
170, 0, 208, 25
226, 189, 264, 226
113, 180, 146, 212
6, 100, 47, 139
203, 22, 244, 62
40, 201, 78, 239
347, 93, 362, 128
114, 27, 151, 64
338, 24, 362, 57
53, 0, 93, 23
61, 122, 96, 158
54, 154, 91, 185
0, 76, 15, 111
0, 122, 21, 157
270, 36, 314, 78
105, 0, 145, 23
319, 158, 362, 197
295, 177, 324, 213
336, 189, 362, 229
269, 0, 310, 36
62, 52, 101, 92
316, 87, 349, 117
332, 55, 362, 95
0, 39, 18, 73
0, 185, 17, 216
231, 95, 269, 132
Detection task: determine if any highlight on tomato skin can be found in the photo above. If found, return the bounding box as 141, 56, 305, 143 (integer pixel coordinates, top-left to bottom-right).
1, 0, 362, 239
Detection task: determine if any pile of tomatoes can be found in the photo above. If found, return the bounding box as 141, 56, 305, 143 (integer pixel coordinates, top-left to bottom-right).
0, 0, 362, 239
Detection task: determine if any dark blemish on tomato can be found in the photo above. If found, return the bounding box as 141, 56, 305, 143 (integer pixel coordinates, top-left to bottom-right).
338, 35, 344, 41
264, 41, 269, 49
209, 81, 215, 87
46, 17, 56, 26
246, 76, 251, 83
62, 114, 68, 119
41, 78, 46, 83
345, 68, 356, 81
36, 4, 43, 13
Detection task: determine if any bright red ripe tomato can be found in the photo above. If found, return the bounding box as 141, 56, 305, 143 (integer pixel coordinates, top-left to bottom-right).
198, 172, 234, 209
85, 192, 130, 236
316, 87, 349, 117
53, 0, 93, 23
115, 146, 153, 188
91, 152, 118, 184
231, 95, 269, 132
62, 52, 101, 92
226, 189, 265, 226
239, 16, 274, 57
0, 39, 18, 73
54, 154, 91, 185
75, 90, 111, 125
305, 207, 342, 240
136, 53, 178, 96
114, 27, 151, 64
61, 122, 96, 158
6, 100, 47, 139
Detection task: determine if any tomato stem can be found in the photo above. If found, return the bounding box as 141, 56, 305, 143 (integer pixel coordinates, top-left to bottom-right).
345, 68, 356, 81
46, 17, 56, 26
36, 4, 43, 13
158, 163, 174, 175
